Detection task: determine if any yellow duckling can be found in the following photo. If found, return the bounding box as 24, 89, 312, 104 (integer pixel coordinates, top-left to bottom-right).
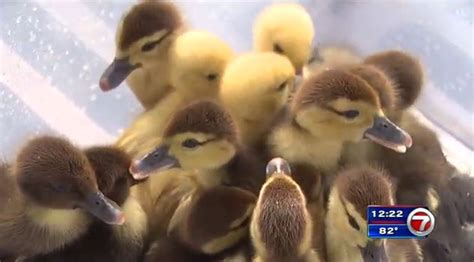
220, 52, 295, 148
253, 3, 315, 74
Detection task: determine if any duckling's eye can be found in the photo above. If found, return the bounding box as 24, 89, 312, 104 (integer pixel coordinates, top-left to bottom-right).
141, 40, 160, 52
273, 43, 284, 54
182, 139, 200, 149
342, 110, 360, 119
277, 81, 287, 92
348, 214, 360, 231
207, 74, 218, 81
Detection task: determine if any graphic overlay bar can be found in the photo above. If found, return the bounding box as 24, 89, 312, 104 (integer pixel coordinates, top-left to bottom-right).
367, 206, 435, 239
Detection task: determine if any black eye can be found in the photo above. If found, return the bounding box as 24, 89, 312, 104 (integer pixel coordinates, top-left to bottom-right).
273, 43, 284, 54
348, 214, 360, 231
141, 40, 160, 52
207, 74, 217, 81
277, 81, 287, 91
342, 110, 360, 119
182, 139, 200, 149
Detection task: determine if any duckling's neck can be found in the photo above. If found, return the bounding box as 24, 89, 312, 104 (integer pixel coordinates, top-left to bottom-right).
270, 123, 343, 173
193, 167, 225, 189
26, 205, 91, 233
127, 59, 172, 109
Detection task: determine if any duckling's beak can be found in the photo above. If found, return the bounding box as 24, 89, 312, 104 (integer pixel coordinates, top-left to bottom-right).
79, 192, 125, 225
266, 157, 292, 177
129, 145, 180, 180
99, 57, 141, 91
360, 241, 389, 262
364, 115, 413, 153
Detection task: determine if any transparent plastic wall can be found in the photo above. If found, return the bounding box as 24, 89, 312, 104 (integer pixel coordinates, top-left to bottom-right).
0, 0, 472, 173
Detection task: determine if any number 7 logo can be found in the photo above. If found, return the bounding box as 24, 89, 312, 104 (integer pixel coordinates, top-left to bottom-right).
407, 208, 435, 237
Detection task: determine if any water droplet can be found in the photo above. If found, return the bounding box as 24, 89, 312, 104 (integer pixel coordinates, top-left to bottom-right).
32, 7, 37, 11
16, 16, 22, 24
90, 94, 97, 101
89, 84, 98, 90
83, 64, 90, 71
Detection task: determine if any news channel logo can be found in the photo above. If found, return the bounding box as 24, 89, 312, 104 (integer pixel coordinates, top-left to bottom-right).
367, 206, 435, 239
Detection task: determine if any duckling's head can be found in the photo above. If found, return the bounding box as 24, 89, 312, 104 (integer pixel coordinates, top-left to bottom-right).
253, 3, 315, 74
129, 100, 238, 180
291, 69, 412, 153
348, 64, 398, 112
220, 52, 295, 142
328, 166, 393, 262
84, 146, 136, 206
100, 0, 182, 91
169, 30, 234, 99
251, 158, 311, 260
364, 50, 424, 109
15, 136, 125, 225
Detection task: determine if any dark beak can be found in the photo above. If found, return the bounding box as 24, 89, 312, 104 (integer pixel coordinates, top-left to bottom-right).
79, 192, 125, 225
360, 241, 389, 262
129, 145, 180, 180
266, 157, 292, 177
99, 57, 141, 91
364, 115, 413, 153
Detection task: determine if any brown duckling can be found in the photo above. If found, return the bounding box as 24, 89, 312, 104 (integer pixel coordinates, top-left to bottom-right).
253, 3, 315, 74
268, 69, 412, 190
100, 0, 184, 109
251, 158, 320, 262
364, 50, 424, 112
130, 100, 262, 257
326, 166, 422, 262
116, 30, 235, 158
0, 136, 124, 258
220, 52, 295, 148
22, 147, 147, 262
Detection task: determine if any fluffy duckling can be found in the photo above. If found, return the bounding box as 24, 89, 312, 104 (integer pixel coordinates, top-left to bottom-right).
326, 166, 423, 262
269, 69, 412, 181
129, 100, 262, 256
251, 158, 320, 262
364, 50, 424, 112
220, 52, 295, 147
0, 136, 124, 258
253, 3, 315, 74
116, 30, 234, 158
22, 147, 147, 262
100, 0, 183, 109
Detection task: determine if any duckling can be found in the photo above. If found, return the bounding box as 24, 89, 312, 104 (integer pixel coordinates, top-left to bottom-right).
268, 68, 412, 184
364, 50, 424, 111
253, 3, 315, 74
116, 30, 235, 158
220, 52, 295, 147
129, 100, 263, 256
0, 136, 124, 258
100, 0, 183, 109
251, 158, 320, 262
22, 146, 147, 262
326, 166, 423, 262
